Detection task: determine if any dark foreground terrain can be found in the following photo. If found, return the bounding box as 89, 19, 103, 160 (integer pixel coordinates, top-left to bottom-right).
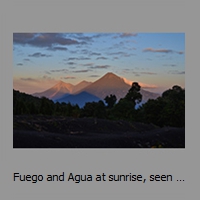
13, 115, 185, 148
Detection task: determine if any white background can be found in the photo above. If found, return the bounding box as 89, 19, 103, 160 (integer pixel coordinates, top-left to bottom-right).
0, 0, 198, 199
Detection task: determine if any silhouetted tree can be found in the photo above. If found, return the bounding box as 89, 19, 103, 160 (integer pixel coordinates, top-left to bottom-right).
110, 82, 142, 120
111, 98, 136, 120
139, 97, 165, 126
54, 102, 62, 115
138, 85, 185, 127
72, 104, 81, 118
82, 101, 106, 118
124, 82, 142, 107
29, 102, 38, 114
40, 97, 54, 115
161, 85, 185, 127
104, 94, 117, 108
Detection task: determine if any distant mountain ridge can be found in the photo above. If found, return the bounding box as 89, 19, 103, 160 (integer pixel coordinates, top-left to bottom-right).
33, 80, 92, 100
33, 72, 160, 106
56, 91, 101, 108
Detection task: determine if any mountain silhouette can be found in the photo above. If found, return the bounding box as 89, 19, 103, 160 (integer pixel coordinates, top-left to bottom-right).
55, 91, 101, 107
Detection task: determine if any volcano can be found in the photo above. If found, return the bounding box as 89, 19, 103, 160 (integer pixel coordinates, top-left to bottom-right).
74, 72, 130, 100
33, 72, 160, 105
74, 72, 160, 101
33, 81, 73, 100
33, 80, 92, 100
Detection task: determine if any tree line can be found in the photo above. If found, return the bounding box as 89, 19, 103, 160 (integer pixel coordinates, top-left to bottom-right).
13, 82, 185, 127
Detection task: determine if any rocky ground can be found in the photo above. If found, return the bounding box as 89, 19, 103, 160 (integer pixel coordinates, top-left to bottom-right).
13, 115, 185, 148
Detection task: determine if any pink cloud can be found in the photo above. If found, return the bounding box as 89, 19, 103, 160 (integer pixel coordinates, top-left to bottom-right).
143, 48, 173, 53
121, 77, 158, 89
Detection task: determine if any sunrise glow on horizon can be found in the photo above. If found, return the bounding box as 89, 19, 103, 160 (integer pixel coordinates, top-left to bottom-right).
13, 33, 185, 94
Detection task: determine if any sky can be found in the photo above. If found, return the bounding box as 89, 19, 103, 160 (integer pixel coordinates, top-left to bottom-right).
13, 33, 185, 94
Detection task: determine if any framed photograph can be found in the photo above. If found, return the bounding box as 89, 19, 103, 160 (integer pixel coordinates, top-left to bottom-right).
13, 33, 185, 148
